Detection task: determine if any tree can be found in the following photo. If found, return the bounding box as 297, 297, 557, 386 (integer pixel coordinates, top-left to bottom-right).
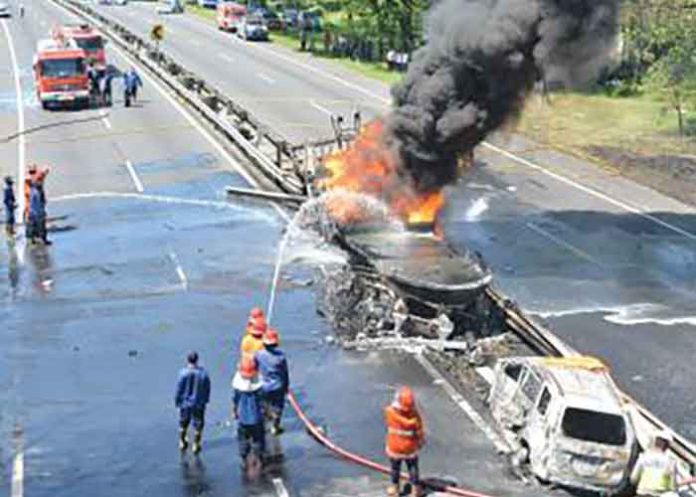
645, 16, 696, 135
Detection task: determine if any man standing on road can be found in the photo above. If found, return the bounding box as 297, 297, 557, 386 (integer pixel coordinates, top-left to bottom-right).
175, 352, 211, 455
123, 67, 143, 106
4, 176, 17, 238
27, 177, 51, 245
232, 357, 265, 471
255, 328, 289, 436
630, 430, 677, 497
384, 386, 425, 497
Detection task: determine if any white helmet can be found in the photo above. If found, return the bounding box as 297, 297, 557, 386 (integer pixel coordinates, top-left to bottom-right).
655, 429, 673, 444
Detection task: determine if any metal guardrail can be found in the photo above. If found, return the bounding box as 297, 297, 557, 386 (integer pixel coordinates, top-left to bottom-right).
54, 0, 305, 194
52, 0, 695, 475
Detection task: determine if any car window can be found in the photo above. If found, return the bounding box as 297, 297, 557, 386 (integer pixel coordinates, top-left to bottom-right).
504, 362, 522, 381
520, 370, 542, 402
561, 408, 627, 446
537, 387, 551, 416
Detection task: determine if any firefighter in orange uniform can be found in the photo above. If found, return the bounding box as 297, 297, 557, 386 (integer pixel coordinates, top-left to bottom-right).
241, 319, 266, 359
384, 386, 424, 497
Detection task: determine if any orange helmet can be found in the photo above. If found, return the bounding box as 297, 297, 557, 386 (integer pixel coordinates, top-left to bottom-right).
238, 357, 257, 379
263, 328, 279, 346
251, 320, 266, 338
396, 386, 415, 412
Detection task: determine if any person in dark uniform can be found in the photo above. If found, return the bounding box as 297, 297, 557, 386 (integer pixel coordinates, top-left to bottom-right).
174, 352, 211, 454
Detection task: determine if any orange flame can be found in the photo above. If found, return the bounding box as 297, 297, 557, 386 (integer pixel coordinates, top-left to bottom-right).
320, 120, 445, 228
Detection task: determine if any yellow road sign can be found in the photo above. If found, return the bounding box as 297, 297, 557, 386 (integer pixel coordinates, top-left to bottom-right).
151, 24, 165, 42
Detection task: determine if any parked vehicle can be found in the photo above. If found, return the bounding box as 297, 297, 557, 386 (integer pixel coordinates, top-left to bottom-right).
260, 10, 284, 31
197, 0, 217, 9
114, 0, 128, 6
52, 24, 107, 73
488, 356, 636, 493
0, 2, 11, 17
238, 15, 268, 41
282, 8, 298, 28
33, 39, 90, 110
216, 2, 245, 32
157, 0, 184, 14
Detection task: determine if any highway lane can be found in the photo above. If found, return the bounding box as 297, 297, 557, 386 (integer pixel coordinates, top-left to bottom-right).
88, 2, 696, 439
0, 4, 567, 497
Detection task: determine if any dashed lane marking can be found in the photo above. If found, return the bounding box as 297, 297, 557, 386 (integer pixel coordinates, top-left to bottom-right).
124, 159, 144, 193
272, 478, 290, 497
11, 425, 24, 497
309, 99, 333, 117
257, 73, 275, 84
415, 354, 509, 454
218, 53, 235, 63
169, 251, 188, 290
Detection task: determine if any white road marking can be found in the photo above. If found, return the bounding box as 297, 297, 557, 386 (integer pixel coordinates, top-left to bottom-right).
124, 159, 144, 193
102, 117, 112, 129
484, 142, 696, 241
415, 354, 509, 454
272, 477, 290, 497
11, 425, 24, 497
2, 20, 26, 220
169, 251, 188, 290
309, 99, 333, 117
257, 73, 275, 84
218, 53, 235, 63
526, 221, 603, 266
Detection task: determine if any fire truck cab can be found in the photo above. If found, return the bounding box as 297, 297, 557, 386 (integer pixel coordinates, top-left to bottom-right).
216, 2, 246, 32
33, 39, 90, 109
52, 23, 107, 73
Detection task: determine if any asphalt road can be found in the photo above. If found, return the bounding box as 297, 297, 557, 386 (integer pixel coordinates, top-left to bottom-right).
87, 2, 696, 441
0, 3, 567, 497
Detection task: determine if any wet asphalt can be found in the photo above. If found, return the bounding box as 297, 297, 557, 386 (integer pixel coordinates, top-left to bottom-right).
0, 4, 567, 497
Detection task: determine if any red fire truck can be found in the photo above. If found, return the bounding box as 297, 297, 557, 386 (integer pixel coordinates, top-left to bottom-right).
216, 2, 246, 32
33, 39, 90, 109
52, 23, 107, 73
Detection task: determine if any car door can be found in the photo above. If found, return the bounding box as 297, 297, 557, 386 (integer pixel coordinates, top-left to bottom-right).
489, 359, 528, 429
525, 385, 554, 478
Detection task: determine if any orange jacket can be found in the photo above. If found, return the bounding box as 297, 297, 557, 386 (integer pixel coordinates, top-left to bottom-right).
384, 404, 424, 459
241, 334, 264, 358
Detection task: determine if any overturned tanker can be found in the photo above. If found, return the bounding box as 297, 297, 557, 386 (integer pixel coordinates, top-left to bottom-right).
321, 218, 505, 340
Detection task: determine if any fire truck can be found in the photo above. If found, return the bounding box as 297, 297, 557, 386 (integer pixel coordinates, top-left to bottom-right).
33, 39, 90, 109
52, 23, 107, 73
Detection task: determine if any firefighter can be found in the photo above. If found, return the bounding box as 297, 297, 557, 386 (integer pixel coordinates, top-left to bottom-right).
384, 386, 425, 497
123, 67, 143, 107
4, 176, 17, 237
174, 351, 211, 454
630, 430, 677, 497
241, 320, 265, 359
27, 177, 50, 245
245, 307, 265, 335
255, 328, 289, 436
232, 356, 265, 470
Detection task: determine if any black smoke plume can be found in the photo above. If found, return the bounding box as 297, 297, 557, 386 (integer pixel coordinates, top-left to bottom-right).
387, 0, 620, 193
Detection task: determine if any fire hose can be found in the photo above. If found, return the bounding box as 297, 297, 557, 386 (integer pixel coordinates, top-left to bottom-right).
286, 390, 496, 497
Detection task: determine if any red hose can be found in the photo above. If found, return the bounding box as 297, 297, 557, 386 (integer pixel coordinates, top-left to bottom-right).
286, 391, 497, 497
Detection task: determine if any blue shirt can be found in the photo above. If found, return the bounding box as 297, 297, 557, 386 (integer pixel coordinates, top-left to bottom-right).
175, 365, 210, 409
124, 71, 143, 91
232, 373, 264, 426
28, 185, 45, 218
255, 347, 289, 394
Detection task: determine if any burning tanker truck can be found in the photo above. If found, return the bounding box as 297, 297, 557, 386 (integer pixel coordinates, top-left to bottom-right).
313, 0, 620, 340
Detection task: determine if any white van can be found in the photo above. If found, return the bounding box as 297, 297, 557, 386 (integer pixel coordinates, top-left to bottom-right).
488, 356, 636, 493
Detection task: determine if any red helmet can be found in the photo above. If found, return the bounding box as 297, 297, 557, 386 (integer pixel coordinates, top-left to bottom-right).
238, 357, 257, 379
251, 319, 266, 338
396, 386, 415, 412
263, 328, 279, 346
249, 307, 264, 319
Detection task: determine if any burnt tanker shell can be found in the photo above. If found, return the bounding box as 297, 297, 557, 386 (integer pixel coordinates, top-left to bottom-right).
336, 222, 492, 306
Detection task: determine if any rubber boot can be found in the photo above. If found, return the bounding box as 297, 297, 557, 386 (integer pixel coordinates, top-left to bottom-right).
386, 484, 399, 497
178, 428, 189, 452
192, 430, 202, 455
